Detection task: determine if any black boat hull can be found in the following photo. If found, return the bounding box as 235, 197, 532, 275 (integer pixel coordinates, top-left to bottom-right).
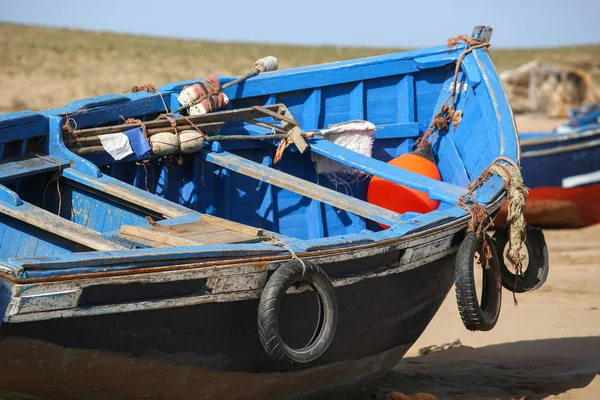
0, 254, 456, 400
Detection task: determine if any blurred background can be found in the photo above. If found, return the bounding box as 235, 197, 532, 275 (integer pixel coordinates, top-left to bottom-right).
1, 0, 599, 117
1, 1, 598, 399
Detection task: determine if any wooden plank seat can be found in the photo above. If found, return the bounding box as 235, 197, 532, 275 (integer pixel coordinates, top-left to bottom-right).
0, 198, 125, 251
0, 154, 69, 183
307, 138, 467, 204
118, 218, 265, 248
201, 149, 407, 227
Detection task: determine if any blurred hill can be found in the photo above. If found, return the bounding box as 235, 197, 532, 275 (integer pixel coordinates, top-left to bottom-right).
1, 22, 599, 113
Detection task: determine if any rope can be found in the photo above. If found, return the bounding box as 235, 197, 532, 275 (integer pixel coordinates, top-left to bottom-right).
62, 109, 87, 140
158, 113, 208, 140
30, 153, 64, 216
457, 156, 528, 305
270, 236, 307, 279
274, 136, 294, 164
417, 36, 491, 148
129, 84, 157, 93
120, 117, 148, 140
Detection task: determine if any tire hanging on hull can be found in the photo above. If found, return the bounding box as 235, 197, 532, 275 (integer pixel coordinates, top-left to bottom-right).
455, 232, 502, 331
492, 225, 549, 293
257, 260, 338, 364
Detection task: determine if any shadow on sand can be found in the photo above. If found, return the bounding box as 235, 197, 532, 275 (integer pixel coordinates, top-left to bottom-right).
367, 336, 600, 400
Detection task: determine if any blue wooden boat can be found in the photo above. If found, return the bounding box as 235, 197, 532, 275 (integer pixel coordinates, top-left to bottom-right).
496, 122, 600, 228
561, 102, 600, 132
0, 26, 527, 399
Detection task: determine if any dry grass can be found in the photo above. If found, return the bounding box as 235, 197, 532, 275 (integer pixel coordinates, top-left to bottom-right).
1, 22, 599, 113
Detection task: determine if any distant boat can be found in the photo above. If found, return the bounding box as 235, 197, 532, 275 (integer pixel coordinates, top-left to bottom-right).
0, 26, 530, 399
495, 123, 600, 229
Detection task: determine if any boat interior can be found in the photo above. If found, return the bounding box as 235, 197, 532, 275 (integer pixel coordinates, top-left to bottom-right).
0, 42, 517, 278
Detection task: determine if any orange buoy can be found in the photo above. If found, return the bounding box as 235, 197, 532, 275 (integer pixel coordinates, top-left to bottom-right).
367, 143, 441, 228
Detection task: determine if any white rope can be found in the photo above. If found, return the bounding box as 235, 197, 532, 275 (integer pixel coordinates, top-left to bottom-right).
489, 162, 528, 277
270, 237, 307, 279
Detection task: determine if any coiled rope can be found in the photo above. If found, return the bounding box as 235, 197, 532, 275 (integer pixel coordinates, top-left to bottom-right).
417, 35, 491, 148
457, 156, 528, 304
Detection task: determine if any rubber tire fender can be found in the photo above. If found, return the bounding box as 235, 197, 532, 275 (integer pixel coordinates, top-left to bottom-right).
455, 232, 502, 331
492, 225, 549, 293
257, 260, 338, 364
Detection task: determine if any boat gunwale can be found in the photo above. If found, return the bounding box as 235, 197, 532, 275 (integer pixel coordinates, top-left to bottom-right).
0, 192, 506, 285
519, 125, 600, 148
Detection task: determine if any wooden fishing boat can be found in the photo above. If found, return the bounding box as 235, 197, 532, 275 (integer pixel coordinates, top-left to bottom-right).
0, 26, 531, 399
495, 124, 600, 229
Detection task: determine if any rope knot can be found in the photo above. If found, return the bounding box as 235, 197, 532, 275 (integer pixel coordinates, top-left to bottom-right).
130, 84, 157, 93
417, 34, 490, 149
457, 157, 529, 304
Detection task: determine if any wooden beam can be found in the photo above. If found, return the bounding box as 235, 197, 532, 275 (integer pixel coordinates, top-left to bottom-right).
200, 214, 264, 237
120, 225, 201, 247
62, 168, 189, 218
0, 155, 69, 183
0, 200, 125, 251
307, 138, 466, 204
201, 150, 406, 227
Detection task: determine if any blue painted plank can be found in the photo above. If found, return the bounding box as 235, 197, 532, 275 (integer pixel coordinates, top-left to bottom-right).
462, 54, 482, 88
159, 45, 454, 97
398, 74, 416, 123
307, 138, 466, 204
471, 50, 519, 161
0, 155, 68, 183
0, 185, 22, 206
0, 199, 124, 251
62, 168, 192, 218
45, 94, 166, 130
303, 88, 325, 238
349, 81, 364, 120
201, 149, 406, 227
0, 111, 48, 144
14, 243, 285, 271
373, 122, 419, 139
437, 137, 470, 187
414, 53, 457, 69
16, 231, 39, 258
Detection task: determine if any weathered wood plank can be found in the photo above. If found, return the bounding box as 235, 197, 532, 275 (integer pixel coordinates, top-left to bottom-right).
184, 230, 260, 245
62, 168, 189, 218
0, 200, 125, 251
13, 243, 284, 270
0, 155, 68, 183
200, 214, 264, 237
201, 150, 406, 227
120, 225, 201, 247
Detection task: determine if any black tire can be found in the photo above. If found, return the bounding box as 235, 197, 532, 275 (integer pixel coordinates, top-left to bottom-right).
257, 260, 338, 364
455, 232, 502, 331
493, 225, 549, 293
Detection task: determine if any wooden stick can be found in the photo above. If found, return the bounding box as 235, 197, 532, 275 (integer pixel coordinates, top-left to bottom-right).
67, 104, 283, 137
69, 132, 319, 155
